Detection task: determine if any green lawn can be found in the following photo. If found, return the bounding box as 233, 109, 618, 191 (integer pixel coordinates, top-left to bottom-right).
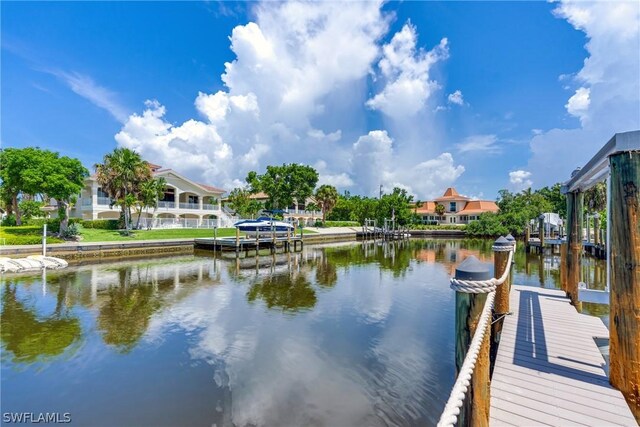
1, 225, 315, 245
79, 227, 238, 242
0, 226, 64, 245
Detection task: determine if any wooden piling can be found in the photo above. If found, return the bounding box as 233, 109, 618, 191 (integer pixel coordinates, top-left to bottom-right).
560, 243, 568, 292
525, 226, 531, 253
566, 191, 583, 307
235, 227, 240, 253
454, 257, 490, 427
494, 237, 511, 315
594, 213, 601, 247
539, 215, 545, 252
609, 150, 640, 422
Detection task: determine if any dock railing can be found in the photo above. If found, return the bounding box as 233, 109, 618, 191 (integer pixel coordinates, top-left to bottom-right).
438, 236, 515, 427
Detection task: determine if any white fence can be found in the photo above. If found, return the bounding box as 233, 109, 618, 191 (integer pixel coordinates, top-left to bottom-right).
138, 218, 220, 229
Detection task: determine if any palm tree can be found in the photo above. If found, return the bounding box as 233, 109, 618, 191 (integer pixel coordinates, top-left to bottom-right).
95, 148, 151, 233
435, 203, 445, 218
584, 182, 606, 213
136, 177, 167, 230
314, 185, 339, 226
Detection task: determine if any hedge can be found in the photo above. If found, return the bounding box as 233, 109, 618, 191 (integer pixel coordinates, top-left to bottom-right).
80, 219, 120, 230
315, 220, 361, 227
2, 235, 64, 245
410, 224, 467, 231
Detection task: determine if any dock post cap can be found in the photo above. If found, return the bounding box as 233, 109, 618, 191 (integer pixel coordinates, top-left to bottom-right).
455, 256, 491, 281
538, 213, 546, 220
505, 233, 516, 242
493, 236, 511, 246
493, 236, 513, 252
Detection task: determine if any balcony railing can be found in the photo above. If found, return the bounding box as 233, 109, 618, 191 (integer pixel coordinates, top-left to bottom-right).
97, 197, 111, 205
179, 202, 201, 210
203, 204, 219, 211
82, 198, 92, 206
158, 201, 175, 209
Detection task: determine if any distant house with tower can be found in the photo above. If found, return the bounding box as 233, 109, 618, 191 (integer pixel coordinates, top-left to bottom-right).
414, 187, 499, 225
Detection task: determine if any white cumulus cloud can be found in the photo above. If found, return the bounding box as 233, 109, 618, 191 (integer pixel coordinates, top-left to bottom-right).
447, 90, 465, 106
367, 23, 449, 119
509, 170, 533, 191
114, 2, 463, 196
526, 1, 640, 188
565, 87, 590, 123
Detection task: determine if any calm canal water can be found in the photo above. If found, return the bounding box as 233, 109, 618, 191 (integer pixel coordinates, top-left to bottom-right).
1, 239, 608, 426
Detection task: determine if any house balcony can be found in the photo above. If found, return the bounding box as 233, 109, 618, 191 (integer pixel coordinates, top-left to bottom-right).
81, 197, 220, 212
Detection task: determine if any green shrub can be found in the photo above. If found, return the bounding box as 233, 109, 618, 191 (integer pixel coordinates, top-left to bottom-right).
322, 221, 360, 227
1, 215, 17, 227
410, 224, 467, 231
465, 212, 509, 237
0, 226, 64, 245
81, 219, 120, 230
2, 235, 64, 245
61, 222, 80, 239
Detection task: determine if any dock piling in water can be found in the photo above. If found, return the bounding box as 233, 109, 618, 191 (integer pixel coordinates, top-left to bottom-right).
609, 150, 640, 420
454, 256, 491, 427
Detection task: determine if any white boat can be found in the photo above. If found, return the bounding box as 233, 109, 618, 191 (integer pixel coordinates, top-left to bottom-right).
234, 217, 295, 237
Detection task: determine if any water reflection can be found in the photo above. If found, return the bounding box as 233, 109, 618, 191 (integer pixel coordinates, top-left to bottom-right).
247, 273, 317, 312
1, 281, 81, 364
0, 239, 607, 426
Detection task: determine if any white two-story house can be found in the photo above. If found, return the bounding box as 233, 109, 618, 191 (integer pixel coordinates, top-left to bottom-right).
71, 164, 236, 228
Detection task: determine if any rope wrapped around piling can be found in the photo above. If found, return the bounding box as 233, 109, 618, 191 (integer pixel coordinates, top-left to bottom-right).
438, 245, 515, 426
437, 290, 496, 427
449, 247, 514, 293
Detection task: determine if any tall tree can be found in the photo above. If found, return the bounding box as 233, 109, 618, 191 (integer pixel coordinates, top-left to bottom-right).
95, 148, 151, 233
246, 163, 319, 210
40, 156, 88, 233
314, 185, 339, 226
0, 148, 87, 230
227, 187, 263, 219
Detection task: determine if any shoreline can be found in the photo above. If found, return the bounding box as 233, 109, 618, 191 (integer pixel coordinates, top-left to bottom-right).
0, 228, 467, 261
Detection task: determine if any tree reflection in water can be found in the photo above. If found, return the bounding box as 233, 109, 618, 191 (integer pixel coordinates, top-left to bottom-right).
1, 280, 81, 364
315, 257, 338, 287
247, 273, 317, 312
97, 269, 162, 353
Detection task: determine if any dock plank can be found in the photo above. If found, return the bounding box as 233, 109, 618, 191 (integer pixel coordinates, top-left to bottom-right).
489, 285, 637, 426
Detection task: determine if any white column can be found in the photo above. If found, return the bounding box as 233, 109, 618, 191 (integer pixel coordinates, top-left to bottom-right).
91, 183, 98, 205
199, 197, 203, 211
175, 189, 182, 210
217, 197, 221, 211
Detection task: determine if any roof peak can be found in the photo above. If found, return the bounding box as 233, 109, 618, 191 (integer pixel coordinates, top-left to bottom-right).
443, 187, 459, 197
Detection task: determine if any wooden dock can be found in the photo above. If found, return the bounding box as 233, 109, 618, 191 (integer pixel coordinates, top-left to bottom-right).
194, 236, 303, 252
490, 285, 637, 426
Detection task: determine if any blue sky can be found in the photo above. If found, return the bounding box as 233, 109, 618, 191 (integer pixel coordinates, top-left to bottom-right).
2, 1, 639, 200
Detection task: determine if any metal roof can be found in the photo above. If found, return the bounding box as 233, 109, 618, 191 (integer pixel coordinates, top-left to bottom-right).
562, 130, 640, 193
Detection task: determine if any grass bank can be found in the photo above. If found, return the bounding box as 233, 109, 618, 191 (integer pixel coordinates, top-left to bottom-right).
1, 225, 316, 245
0, 226, 64, 245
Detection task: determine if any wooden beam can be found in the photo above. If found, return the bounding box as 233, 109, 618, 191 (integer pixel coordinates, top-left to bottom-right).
609, 150, 640, 422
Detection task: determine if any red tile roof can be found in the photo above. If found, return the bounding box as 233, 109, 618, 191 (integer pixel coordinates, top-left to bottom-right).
460, 200, 499, 214
434, 187, 470, 202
